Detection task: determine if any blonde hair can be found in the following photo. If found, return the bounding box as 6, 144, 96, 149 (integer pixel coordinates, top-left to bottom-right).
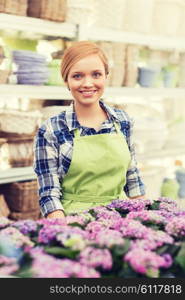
61, 41, 109, 82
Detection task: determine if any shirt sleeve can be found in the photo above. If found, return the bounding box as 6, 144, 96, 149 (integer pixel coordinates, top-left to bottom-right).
124, 117, 146, 198
33, 121, 64, 217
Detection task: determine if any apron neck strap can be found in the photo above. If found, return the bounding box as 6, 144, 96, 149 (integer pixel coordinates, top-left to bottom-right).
74, 122, 120, 137
114, 122, 120, 133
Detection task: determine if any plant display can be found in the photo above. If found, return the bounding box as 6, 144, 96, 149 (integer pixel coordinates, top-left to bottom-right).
0, 197, 185, 278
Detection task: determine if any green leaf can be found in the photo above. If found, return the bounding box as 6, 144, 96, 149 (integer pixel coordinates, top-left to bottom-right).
175, 242, 185, 271
112, 239, 130, 256
45, 246, 79, 259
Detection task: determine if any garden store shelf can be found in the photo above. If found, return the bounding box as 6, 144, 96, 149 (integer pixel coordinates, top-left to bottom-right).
1, 84, 185, 100
138, 147, 185, 161
0, 147, 184, 185
0, 13, 76, 39
79, 25, 185, 52
0, 166, 36, 184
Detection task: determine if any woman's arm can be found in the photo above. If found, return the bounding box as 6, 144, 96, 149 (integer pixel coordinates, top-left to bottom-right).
46, 210, 65, 219
124, 118, 146, 198
34, 122, 65, 218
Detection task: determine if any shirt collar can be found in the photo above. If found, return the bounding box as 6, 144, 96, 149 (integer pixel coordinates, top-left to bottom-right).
64, 99, 119, 132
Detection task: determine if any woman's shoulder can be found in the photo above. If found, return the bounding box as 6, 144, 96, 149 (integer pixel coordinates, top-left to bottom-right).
37, 110, 69, 139
104, 101, 132, 124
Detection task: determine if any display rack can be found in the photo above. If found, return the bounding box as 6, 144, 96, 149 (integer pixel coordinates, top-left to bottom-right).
78, 25, 185, 52
0, 167, 36, 184
1, 84, 185, 100
0, 147, 184, 184
0, 13, 76, 38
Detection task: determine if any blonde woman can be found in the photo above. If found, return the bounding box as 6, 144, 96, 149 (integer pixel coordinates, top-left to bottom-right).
34, 41, 145, 219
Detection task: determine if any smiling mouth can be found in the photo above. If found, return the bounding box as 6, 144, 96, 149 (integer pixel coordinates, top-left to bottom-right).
79, 90, 97, 97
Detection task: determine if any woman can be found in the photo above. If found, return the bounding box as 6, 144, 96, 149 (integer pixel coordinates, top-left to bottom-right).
34, 41, 145, 219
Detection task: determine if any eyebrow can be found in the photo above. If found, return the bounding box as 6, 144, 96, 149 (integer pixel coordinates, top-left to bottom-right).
71, 70, 103, 74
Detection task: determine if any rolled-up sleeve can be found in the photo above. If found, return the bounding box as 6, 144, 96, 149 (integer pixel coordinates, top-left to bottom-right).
124, 118, 145, 197
33, 122, 64, 217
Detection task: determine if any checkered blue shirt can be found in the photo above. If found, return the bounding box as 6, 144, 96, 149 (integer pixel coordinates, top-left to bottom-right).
34, 100, 145, 216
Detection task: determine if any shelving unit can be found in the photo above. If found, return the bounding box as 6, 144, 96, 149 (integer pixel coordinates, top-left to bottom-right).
0, 167, 36, 184
0, 13, 76, 39
1, 84, 185, 100
0, 147, 184, 185
78, 25, 185, 52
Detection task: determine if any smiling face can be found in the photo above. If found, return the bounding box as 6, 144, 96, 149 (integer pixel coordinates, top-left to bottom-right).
67, 54, 107, 107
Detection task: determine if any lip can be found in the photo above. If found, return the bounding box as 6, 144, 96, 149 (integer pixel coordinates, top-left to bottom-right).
79, 90, 97, 97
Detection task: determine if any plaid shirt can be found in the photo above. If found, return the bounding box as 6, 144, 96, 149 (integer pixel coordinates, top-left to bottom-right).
34, 100, 145, 217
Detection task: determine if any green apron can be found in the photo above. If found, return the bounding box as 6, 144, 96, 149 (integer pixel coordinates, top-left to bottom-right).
60, 122, 131, 215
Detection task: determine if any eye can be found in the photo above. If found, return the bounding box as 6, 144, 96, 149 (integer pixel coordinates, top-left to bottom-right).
93, 72, 102, 78
72, 73, 82, 79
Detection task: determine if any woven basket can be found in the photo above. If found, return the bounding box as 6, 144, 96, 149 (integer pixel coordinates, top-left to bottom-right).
3, 180, 39, 213
94, 0, 126, 30
123, 45, 139, 87
0, 0, 28, 16
0, 132, 34, 167
123, 0, 154, 33
0, 70, 9, 84
9, 210, 41, 221
152, 0, 184, 36
0, 109, 40, 135
66, 0, 95, 25
0, 194, 10, 217
27, 0, 67, 22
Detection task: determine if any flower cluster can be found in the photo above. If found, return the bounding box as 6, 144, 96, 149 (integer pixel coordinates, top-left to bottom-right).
0, 197, 185, 278
0, 255, 19, 276
29, 247, 100, 278
78, 246, 113, 270
165, 216, 185, 238
124, 249, 172, 277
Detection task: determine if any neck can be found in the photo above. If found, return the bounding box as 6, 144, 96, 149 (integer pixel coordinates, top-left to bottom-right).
74, 101, 102, 119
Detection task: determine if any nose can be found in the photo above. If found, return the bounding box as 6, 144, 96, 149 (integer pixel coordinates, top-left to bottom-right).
82, 75, 94, 87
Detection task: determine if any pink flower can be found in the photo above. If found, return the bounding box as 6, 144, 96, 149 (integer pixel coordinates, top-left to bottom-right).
124, 249, 172, 277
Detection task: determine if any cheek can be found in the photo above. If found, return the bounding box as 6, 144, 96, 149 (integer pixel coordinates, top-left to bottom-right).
67, 79, 79, 91
97, 78, 106, 89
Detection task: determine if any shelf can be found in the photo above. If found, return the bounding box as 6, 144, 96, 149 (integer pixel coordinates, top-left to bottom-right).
138, 147, 185, 161
0, 13, 76, 39
0, 148, 184, 185
0, 84, 72, 99
0, 167, 36, 184
78, 25, 185, 52
1, 84, 185, 100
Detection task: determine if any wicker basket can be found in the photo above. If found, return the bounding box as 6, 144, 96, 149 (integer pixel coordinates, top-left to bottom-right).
0, 194, 10, 217
9, 210, 40, 221
94, 0, 126, 30
152, 0, 184, 36
0, 132, 34, 168
0, 109, 40, 135
0, 70, 9, 84
27, 0, 67, 22
0, 0, 28, 16
3, 180, 39, 213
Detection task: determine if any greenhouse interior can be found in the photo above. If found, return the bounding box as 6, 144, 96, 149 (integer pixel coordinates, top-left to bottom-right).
0, 0, 185, 279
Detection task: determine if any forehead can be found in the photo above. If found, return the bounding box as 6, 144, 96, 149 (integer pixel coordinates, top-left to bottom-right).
69, 54, 105, 73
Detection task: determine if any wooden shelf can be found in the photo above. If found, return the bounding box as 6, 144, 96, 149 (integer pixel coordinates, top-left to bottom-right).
0, 13, 76, 39
79, 25, 185, 52
1, 84, 185, 100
